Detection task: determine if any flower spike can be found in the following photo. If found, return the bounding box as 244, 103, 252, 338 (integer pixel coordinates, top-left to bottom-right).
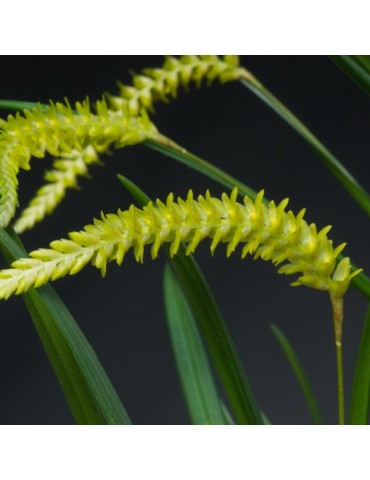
107, 56, 249, 115
14, 146, 101, 233
0, 99, 159, 228
0, 188, 360, 300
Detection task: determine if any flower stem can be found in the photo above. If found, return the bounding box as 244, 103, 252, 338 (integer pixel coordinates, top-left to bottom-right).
330, 295, 345, 425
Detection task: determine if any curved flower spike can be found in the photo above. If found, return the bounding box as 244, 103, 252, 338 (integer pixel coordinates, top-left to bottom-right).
14, 146, 101, 233
0, 99, 159, 227
0, 188, 361, 300
107, 55, 251, 115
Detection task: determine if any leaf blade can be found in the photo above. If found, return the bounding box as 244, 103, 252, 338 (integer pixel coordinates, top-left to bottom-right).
118, 174, 263, 425
0, 99, 41, 111
271, 323, 323, 425
169, 250, 262, 424
145, 138, 259, 202
239, 76, 370, 216
330, 55, 370, 96
349, 302, 370, 424
163, 265, 225, 424
0, 226, 131, 425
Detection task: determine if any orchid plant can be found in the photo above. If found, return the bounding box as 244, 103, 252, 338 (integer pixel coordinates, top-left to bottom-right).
0, 56, 369, 425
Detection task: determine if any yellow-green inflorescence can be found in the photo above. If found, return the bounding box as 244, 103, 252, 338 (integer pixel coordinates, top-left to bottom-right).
13, 146, 101, 233
107, 55, 250, 114
0, 188, 360, 300
13, 55, 251, 233
0, 98, 159, 229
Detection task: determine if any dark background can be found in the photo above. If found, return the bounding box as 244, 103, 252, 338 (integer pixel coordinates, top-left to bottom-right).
0, 56, 368, 425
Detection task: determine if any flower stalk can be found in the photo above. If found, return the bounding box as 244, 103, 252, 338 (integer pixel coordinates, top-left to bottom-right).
330, 294, 345, 424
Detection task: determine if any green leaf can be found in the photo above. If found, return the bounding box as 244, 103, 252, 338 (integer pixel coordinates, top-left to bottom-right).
0, 99, 42, 111
163, 265, 225, 424
239, 76, 370, 216
350, 264, 370, 299
349, 302, 370, 424
168, 249, 263, 425
118, 174, 263, 425
330, 56, 370, 96
271, 323, 323, 425
261, 412, 271, 425
0, 226, 131, 425
168, 250, 263, 425
145, 138, 260, 202
221, 403, 235, 425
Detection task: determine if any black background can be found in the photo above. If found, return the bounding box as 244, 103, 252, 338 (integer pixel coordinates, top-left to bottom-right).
0, 56, 368, 425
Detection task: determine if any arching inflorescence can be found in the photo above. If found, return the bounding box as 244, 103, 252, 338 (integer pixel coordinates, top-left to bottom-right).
13, 146, 100, 233
107, 55, 251, 114
0, 188, 360, 301
13, 56, 251, 233
0, 98, 158, 228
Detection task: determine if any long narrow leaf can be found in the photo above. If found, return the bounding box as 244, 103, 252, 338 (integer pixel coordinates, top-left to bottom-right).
349, 302, 370, 424
0, 226, 131, 425
163, 265, 225, 424
0, 99, 41, 111
261, 412, 271, 425
239, 76, 370, 216
145, 138, 260, 202
330, 56, 370, 96
118, 174, 263, 425
270, 324, 323, 425
167, 250, 263, 425
221, 403, 235, 425
351, 265, 370, 299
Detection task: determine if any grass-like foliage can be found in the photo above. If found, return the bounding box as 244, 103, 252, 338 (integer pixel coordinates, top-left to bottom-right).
0, 56, 368, 425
